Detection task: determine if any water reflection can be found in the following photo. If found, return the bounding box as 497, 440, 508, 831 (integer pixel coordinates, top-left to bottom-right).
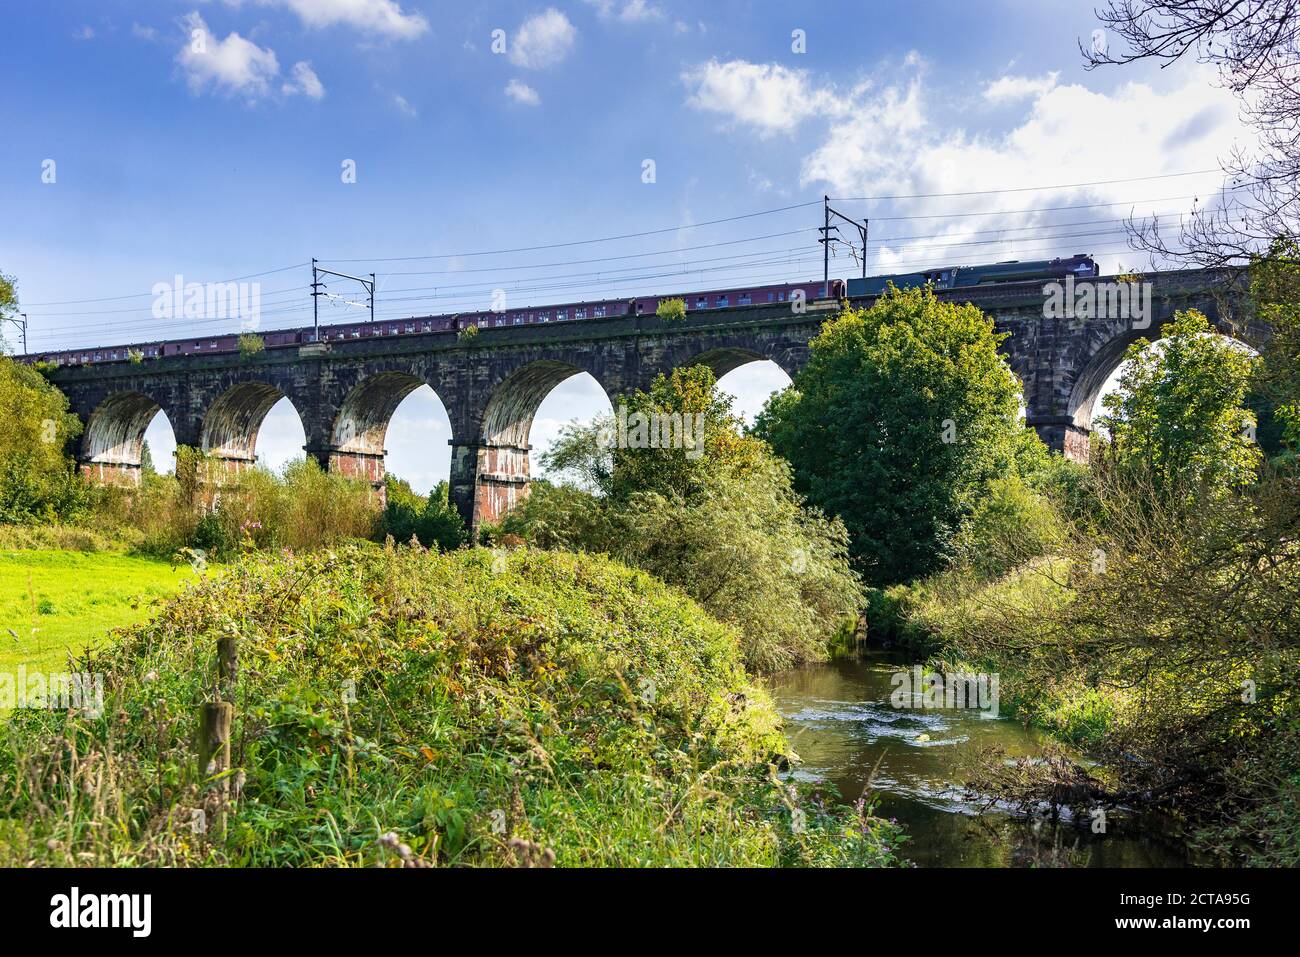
767, 652, 1196, 867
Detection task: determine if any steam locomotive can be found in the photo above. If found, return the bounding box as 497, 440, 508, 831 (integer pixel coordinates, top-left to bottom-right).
845, 254, 1099, 297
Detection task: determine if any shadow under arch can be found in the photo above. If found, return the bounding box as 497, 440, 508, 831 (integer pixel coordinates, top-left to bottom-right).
334, 373, 454, 493
331, 371, 430, 458
201, 380, 295, 467
81, 391, 167, 484
480, 359, 612, 450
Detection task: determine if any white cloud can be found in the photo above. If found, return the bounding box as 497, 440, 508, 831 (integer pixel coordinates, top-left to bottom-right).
178, 12, 281, 100
983, 71, 1059, 104
177, 13, 324, 102
799, 77, 926, 194
792, 62, 1249, 275
584, 0, 665, 22
274, 0, 428, 39
682, 59, 853, 137
132, 23, 158, 41
505, 79, 541, 106
392, 93, 417, 116
282, 60, 325, 99
509, 9, 576, 69
619, 0, 664, 22
74, 26, 95, 41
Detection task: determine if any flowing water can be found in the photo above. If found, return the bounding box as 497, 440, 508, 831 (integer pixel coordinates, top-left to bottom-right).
767, 651, 1198, 867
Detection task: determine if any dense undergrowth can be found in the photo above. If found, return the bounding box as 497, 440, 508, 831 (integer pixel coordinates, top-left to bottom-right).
0, 545, 904, 867
874, 468, 1300, 865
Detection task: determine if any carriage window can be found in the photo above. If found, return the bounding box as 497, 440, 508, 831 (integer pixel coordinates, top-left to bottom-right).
716, 295, 729, 307
696, 297, 707, 308
594, 305, 606, 317
556, 309, 567, 321
738, 293, 751, 305
576, 307, 586, 319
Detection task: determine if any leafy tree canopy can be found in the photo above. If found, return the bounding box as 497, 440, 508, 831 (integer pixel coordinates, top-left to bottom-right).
0, 354, 87, 523
755, 285, 1039, 585
1098, 309, 1262, 495
508, 364, 863, 673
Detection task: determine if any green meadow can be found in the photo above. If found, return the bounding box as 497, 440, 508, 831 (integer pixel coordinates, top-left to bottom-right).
0, 550, 197, 675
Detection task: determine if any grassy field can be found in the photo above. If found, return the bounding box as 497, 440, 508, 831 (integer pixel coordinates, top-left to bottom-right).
0, 550, 197, 674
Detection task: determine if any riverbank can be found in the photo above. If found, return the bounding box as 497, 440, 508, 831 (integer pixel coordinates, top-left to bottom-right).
768, 650, 1204, 867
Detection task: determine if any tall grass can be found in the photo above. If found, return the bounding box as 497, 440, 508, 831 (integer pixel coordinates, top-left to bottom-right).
0, 545, 905, 867
91, 457, 381, 558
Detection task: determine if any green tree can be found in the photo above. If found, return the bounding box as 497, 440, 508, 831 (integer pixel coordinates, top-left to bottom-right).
0, 355, 87, 523
505, 365, 863, 672
0, 271, 17, 354
543, 365, 767, 504
1098, 309, 1261, 495
1250, 239, 1300, 457
755, 285, 1035, 585
382, 476, 466, 551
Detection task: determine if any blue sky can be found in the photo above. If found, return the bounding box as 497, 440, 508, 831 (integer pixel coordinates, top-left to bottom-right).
0, 1, 1251, 490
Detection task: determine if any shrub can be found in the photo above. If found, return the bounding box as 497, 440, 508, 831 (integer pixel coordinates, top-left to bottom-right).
504, 368, 864, 673
655, 298, 687, 322
85, 456, 381, 559
951, 475, 1067, 580
381, 476, 466, 551
237, 333, 265, 358
0, 546, 906, 867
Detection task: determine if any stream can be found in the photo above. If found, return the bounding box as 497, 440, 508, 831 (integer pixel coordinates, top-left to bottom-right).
767, 650, 1199, 867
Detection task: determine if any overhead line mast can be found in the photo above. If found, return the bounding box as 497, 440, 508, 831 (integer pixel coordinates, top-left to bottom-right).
311, 258, 376, 341
3, 312, 28, 354
820, 195, 868, 298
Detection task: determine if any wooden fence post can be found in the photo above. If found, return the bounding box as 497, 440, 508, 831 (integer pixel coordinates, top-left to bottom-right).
217, 634, 238, 702
198, 701, 233, 839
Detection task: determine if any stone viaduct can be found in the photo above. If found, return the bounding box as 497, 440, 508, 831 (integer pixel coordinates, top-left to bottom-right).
44, 268, 1252, 532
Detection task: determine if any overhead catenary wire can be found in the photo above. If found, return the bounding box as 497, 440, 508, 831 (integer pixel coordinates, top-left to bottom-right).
28, 239, 1183, 351
23, 167, 1234, 312
23, 169, 1245, 351
29, 204, 1249, 338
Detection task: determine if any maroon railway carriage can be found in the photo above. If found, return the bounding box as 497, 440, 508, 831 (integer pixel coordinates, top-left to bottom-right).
31, 279, 842, 367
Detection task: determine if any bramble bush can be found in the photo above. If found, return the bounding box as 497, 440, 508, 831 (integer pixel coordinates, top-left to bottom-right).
0, 545, 905, 867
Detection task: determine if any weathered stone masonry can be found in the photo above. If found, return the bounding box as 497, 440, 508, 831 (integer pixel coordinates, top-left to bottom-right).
47, 269, 1252, 532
